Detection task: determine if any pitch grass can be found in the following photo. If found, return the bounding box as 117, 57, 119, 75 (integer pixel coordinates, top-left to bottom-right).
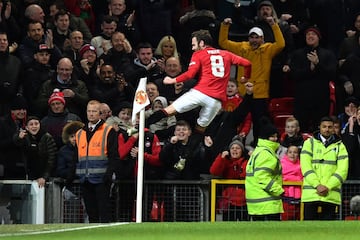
0, 221, 359, 240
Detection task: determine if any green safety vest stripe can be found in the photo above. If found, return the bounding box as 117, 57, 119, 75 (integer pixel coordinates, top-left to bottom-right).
311, 159, 337, 165
246, 196, 281, 203
337, 155, 347, 160
301, 149, 313, 157
303, 170, 316, 177
254, 167, 275, 174
265, 179, 276, 192
333, 173, 345, 183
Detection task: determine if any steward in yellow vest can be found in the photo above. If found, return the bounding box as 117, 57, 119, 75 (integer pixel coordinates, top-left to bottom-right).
301, 116, 348, 220
245, 118, 284, 221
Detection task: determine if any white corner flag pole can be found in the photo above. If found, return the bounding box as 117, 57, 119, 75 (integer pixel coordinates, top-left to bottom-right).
132, 77, 149, 223
136, 108, 145, 223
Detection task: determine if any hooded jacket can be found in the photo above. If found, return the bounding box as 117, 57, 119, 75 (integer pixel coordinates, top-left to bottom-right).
245, 138, 284, 215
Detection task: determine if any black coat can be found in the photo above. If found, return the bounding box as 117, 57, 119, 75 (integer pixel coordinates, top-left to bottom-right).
160, 135, 202, 180
0, 114, 26, 179
0, 51, 22, 114
23, 61, 54, 116
13, 129, 57, 180
205, 93, 253, 161
342, 123, 360, 180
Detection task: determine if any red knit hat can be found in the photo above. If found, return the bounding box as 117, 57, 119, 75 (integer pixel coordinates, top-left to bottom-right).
79, 44, 96, 57
305, 26, 322, 39
48, 89, 65, 105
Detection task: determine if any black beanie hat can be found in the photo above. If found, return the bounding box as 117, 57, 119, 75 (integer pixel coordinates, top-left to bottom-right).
10, 95, 28, 110
258, 117, 279, 139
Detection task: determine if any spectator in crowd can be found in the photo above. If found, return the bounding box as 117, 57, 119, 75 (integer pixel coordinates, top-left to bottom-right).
64, 0, 96, 34
280, 145, 302, 221
113, 101, 132, 132
99, 31, 135, 79
277, 116, 304, 159
0, 95, 28, 179
36, 57, 89, 120
306, 0, 345, 54
160, 120, 206, 180
89, 63, 135, 111
235, 0, 294, 98
245, 118, 284, 221
107, 0, 140, 46
284, 26, 337, 133
76, 44, 99, 88
177, 0, 218, 64
136, 0, 176, 48
13, 116, 57, 188
154, 35, 180, 72
338, 13, 360, 67
271, 0, 310, 49
41, 89, 82, 149
148, 96, 177, 143
331, 115, 342, 138
338, 97, 360, 133
24, 4, 45, 25
219, 16, 284, 144
341, 107, 360, 180
154, 57, 197, 106
210, 136, 249, 221
222, 78, 252, 144
205, 82, 253, 163
56, 120, 84, 179
99, 103, 112, 121
48, 1, 92, 43
91, 15, 118, 56
63, 30, 84, 64
117, 113, 162, 180
23, 44, 54, 117
128, 42, 163, 86
145, 82, 160, 115
301, 116, 348, 220
51, 10, 72, 52
0, 1, 21, 43
73, 100, 120, 223
18, 21, 62, 69
338, 36, 360, 102
147, 29, 251, 140
0, 32, 22, 116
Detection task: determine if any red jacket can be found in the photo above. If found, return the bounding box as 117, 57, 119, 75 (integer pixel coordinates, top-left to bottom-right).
210, 154, 248, 206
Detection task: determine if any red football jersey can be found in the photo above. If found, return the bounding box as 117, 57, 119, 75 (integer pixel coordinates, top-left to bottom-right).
176, 47, 251, 102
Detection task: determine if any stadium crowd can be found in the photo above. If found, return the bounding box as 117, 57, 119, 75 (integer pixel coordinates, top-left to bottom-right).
0, 0, 358, 222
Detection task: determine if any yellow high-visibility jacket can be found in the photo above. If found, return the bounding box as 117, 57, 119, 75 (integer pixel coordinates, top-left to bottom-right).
245, 138, 284, 215
301, 134, 348, 205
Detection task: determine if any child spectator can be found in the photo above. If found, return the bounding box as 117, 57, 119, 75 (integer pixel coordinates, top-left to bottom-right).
222, 78, 252, 143
280, 145, 303, 220
278, 117, 304, 159
13, 116, 57, 188
56, 121, 84, 180
114, 101, 133, 132
148, 96, 176, 142
209, 136, 249, 221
